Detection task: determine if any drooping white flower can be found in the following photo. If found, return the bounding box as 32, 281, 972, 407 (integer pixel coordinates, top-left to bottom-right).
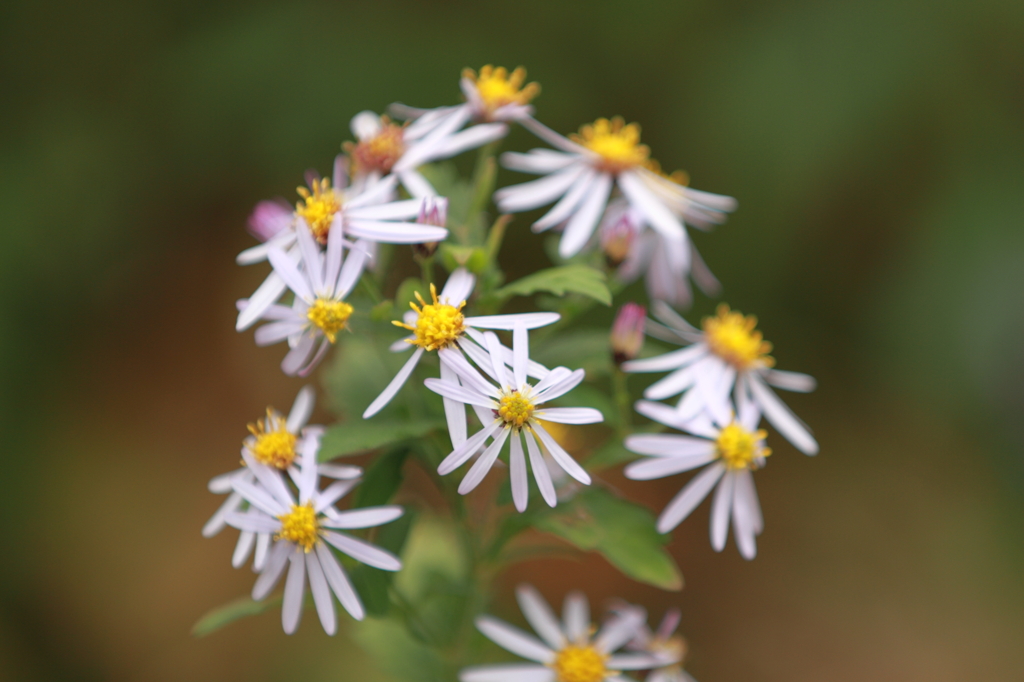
345, 111, 507, 198
203, 387, 361, 570
461, 584, 663, 682
599, 199, 722, 310
363, 268, 559, 424
244, 221, 368, 376
389, 65, 540, 145
235, 154, 448, 331
224, 433, 403, 634
624, 302, 818, 455
610, 605, 696, 682
494, 117, 735, 261
423, 324, 602, 512
623, 399, 770, 559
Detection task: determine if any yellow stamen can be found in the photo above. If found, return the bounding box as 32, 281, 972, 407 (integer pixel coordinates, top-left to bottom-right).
344, 116, 406, 175
306, 297, 354, 343
393, 284, 466, 351
645, 159, 690, 186
246, 410, 298, 469
276, 502, 320, 552
295, 178, 342, 243
702, 304, 774, 369
496, 389, 535, 430
715, 422, 771, 470
551, 645, 609, 682
463, 65, 540, 117
571, 117, 650, 173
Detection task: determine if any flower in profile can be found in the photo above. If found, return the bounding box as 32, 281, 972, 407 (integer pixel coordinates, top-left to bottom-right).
461, 584, 664, 682
610, 605, 697, 682
363, 268, 559, 424
424, 324, 602, 511
224, 434, 403, 633
345, 111, 507, 198
623, 302, 818, 455
234, 154, 449, 332
610, 302, 646, 365
495, 116, 735, 260
244, 222, 368, 376
247, 199, 293, 243
623, 400, 770, 558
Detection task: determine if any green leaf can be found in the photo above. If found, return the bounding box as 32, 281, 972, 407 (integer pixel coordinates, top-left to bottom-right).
534, 487, 683, 591
496, 265, 612, 306
354, 446, 410, 507
319, 419, 443, 459
351, 612, 449, 682
349, 511, 415, 618
584, 440, 639, 471
191, 595, 281, 637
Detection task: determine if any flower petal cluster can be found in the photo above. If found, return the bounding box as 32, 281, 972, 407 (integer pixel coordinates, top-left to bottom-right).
611, 605, 697, 682
462, 585, 670, 682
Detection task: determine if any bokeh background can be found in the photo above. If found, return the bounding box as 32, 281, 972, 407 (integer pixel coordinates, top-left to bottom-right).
3, 0, 1024, 680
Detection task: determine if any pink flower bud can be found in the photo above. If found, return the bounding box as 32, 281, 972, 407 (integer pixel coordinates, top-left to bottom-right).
413, 197, 448, 258
247, 199, 293, 242
611, 302, 646, 365
600, 203, 639, 267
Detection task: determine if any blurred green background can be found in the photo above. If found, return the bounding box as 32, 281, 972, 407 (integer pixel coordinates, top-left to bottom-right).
2, 0, 1024, 680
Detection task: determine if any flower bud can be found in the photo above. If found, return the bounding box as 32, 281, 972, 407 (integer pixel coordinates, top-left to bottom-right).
413, 197, 448, 258
610, 302, 646, 365
599, 201, 639, 267
247, 199, 293, 242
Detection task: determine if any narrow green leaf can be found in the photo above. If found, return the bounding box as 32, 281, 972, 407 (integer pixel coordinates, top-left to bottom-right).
534, 487, 683, 591
191, 595, 281, 637
319, 419, 443, 460
354, 447, 410, 507
349, 512, 415, 618
583, 440, 639, 471
496, 265, 612, 306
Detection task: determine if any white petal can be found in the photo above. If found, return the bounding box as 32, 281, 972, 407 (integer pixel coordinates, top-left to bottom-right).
618, 171, 689, 250
440, 268, 476, 304
312, 479, 359, 512
231, 530, 256, 568
364, 347, 425, 418
231, 477, 287, 517
562, 592, 590, 644
509, 432, 529, 512
305, 550, 337, 635
633, 400, 691, 431
644, 367, 697, 401
476, 616, 555, 663
483, 332, 511, 387
323, 531, 402, 571
346, 199, 424, 221
461, 664, 554, 682
254, 320, 303, 346
423, 123, 508, 162
559, 172, 613, 258
532, 423, 591, 485
287, 386, 316, 433
748, 375, 819, 455
267, 245, 313, 302
622, 344, 707, 373
320, 505, 404, 529
281, 332, 316, 377
346, 220, 447, 244
595, 609, 645, 654
501, 149, 576, 174
732, 470, 758, 560
424, 377, 495, 409
496, 164, 586, 212
316, 543, 364, 620
295, 219, 324, 293
253, 539, 292, 600
440, 359, 468, 448
282, 550, 306, 634
624, 452, 718, 480
606, 653, 665, 670
623, 433, 714, 458
236, 271, 288, 331
333, 239, 369, 299
225, 510, 280, 535
344, 174, 398, 209
513, 323, 528, 389
515, 585, 565, 649
764, 368, 817, 393
317, 463, 362, 480
534, 368, 585, 402
533, 169, 598, 231
709, 471, 735, 552
536, 407, 603, 425
398, 168, 437, 198
438, 347, 500, 397
519, 117, 589, 154
438, 420, 503, 475
351, 110, 382, 140
296, 432, 321, 504
202, 491, 242, 537
465, 312, 561, 330
458, 428, 511, 494
657, 463, 725, 534
735, 467, 764, 534
525, 432, 558, 508
323, 221, 344, 292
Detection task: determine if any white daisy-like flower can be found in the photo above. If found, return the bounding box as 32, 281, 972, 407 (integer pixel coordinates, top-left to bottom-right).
363, 268, 559, 423
389, 65, 540, 144
623, 399, 770, 558
423, 324, 602, 511
494, 116, 735, 261
203, 387, 361, 570
612, 605, 696, 682
345, 110, 507, 198
235, 154, 448, 332
224, 433, 404, 634
244, 220, 368, 376
623, 302, 818, 455
461, 584, 663, 682
599, 198, 722, 310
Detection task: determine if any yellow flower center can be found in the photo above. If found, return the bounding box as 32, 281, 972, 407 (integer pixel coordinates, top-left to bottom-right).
650, 635, 688, 664
295, 178, 343, 244
463, 65, 540, 117
247, 410, 298, 469
277, 502, 320, 552
393, 284, 466, 351
551, 645, 608, 682
306, 297, 354, 343
571, 117, 650, 174
715, 422, 771, 470
702, 304, 774, 369
496, 389, 535, 430
346, 117, 406, 175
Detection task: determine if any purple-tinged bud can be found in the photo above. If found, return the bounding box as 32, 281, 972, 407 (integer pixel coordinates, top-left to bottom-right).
611, 302, 646, 365
413, 197, 448, 258
600, 203, 639, 267
247, 199, 294, 242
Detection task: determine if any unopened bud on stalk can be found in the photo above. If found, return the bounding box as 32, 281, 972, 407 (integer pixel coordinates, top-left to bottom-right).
610, 302, 646, 365
413, 197, 448, 259
599, 205, 639, 267
247, 199, 293, 242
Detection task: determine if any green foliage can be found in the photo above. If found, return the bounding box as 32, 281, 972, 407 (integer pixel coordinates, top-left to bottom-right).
497, 265, 613, 306
320, 420, 443, 460
349, 511, 415, 618
191, 595, 282, 637
354, 447, 410, 507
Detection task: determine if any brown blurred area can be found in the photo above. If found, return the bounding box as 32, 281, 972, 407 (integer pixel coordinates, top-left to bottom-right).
2, 1, 1023, 680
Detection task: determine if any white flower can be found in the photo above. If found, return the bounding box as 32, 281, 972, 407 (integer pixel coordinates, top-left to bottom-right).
224, 433, 404, 634
612, 605, 695, 682
423, 324, 602, 511
244, 221, 368, 376
389, 65, 540, 144
235, 154, 448, 331
345, 111, 507, 198
599, 199, 722, 310
460, 584, 663, 682
363, 268, 559, 421
494, 116, 735, 261
203, 387, 361, 570
624, 302, 818, 455
623, 399, 769, 559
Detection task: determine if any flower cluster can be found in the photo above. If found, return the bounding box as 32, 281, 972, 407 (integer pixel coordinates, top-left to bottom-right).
198, 64, 820, 680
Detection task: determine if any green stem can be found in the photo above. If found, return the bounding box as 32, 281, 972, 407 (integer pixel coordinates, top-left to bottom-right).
612, 367, 633, 438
